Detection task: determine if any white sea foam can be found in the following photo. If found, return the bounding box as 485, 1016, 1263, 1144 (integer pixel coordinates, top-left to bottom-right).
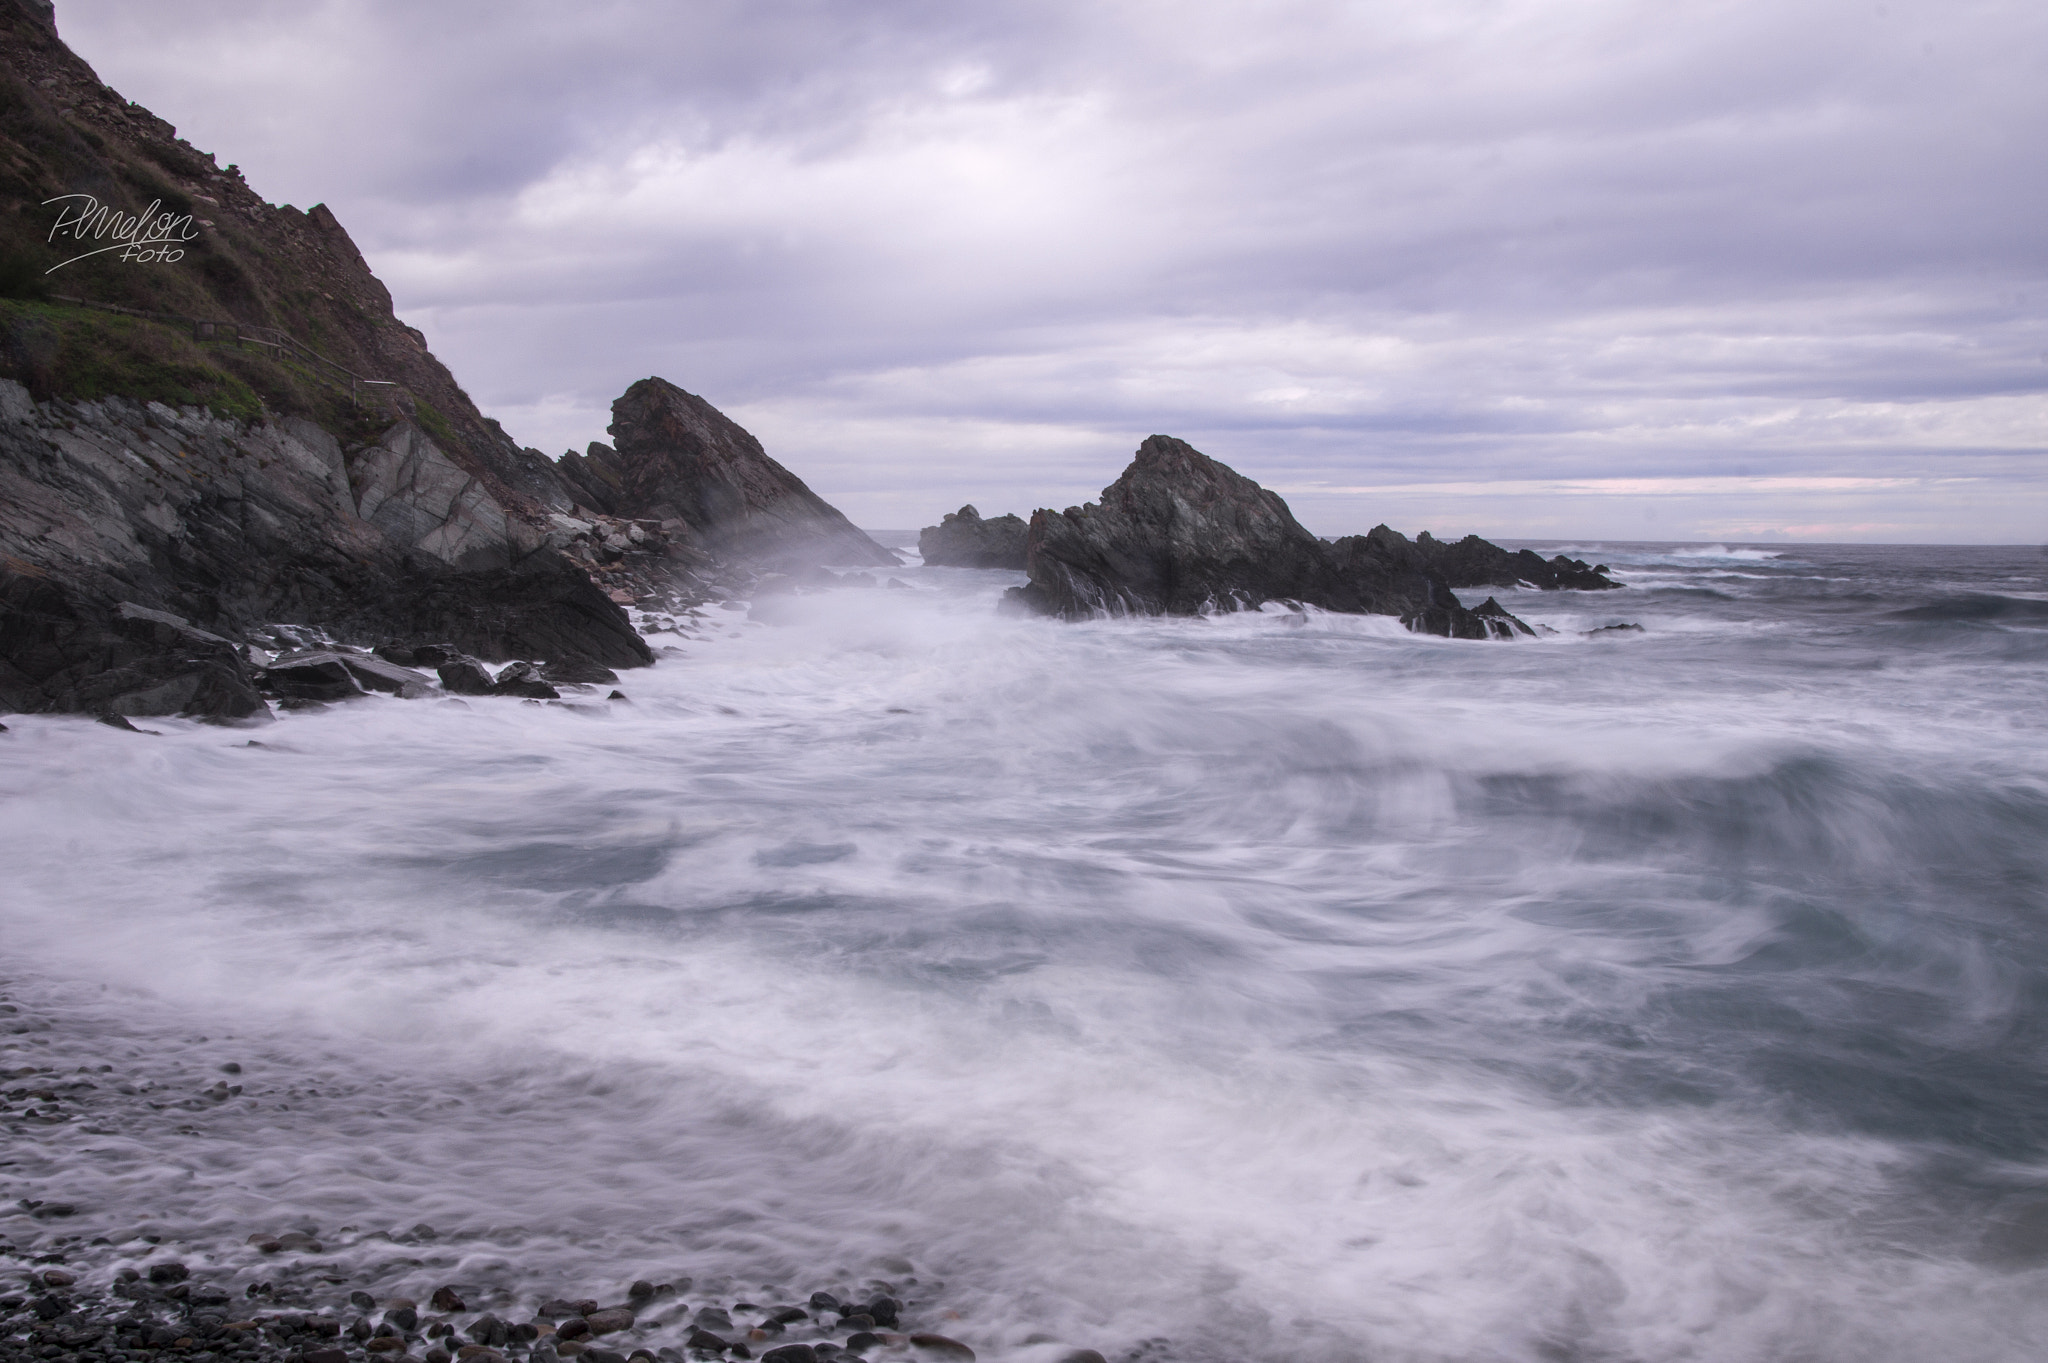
4, 546, 2048, 1361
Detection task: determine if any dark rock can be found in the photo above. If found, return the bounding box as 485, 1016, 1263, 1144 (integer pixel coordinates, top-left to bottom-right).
692, 1309, 733, 1332
807, 1293, 841, 1313
1004, 436, 1535, 639
839, 1315, 875, 1331
842, 1333, 880, 1353
350, 1291, 376, 1311
558, 1318, 593, 1340
547, 659, 622, 685
584, 1308, 635, 1336
436, 656, 496, 694
760, 1347, 818, 1363
1586, 622, 1645, 635
1058, 1352, 1108, 1363
627, 1281, 657, 1302
862, 1299, 900, 1328
908, 1336, 974, 1361
334, 652, 435, 695
490, 660, 560, 699
686, 1328, 732, 1352
766, 1307, 808, 1325
918, 505, 1029, 569
145, 1262, 188, 1284
584, 1351, 630, 1363
263, 651, 365, 702
469, 1314, 509, 1347
1468, 596, 1536, 639
1357, 525, 1620, 592
95, 711, 151, 732
558, 378, 899, 571
304, 1351, 350, 1363
430, 1286, 465, 1313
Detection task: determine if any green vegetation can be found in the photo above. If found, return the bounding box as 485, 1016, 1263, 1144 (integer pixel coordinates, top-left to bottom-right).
0, 297, 397, 438
410, 396, 460, 448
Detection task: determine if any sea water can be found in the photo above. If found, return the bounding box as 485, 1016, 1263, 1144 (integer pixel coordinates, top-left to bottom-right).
2, 542, 2047, 1363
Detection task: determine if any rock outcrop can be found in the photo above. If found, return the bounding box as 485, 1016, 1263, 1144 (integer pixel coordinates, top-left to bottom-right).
1354, 524, 1618, 592
917, 505, 1029, 569
549, 379, 897, 571
0, 381, 649, 717
1004, 435, 1616, 637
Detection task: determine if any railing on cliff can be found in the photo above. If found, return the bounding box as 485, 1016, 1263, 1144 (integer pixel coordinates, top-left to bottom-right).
47, 292, 407, 410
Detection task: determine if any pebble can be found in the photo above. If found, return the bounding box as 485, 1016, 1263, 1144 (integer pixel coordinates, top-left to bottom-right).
431, 1285, 467, 1312
908, 1335, 974, 1361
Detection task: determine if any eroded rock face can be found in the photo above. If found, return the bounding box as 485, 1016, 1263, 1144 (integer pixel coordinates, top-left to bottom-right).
555, 378, 898, 571
0, 383, 649, 716
917, 505, 1029, 569
1348, 524, 1618, 592
1003, 435, 1549, 638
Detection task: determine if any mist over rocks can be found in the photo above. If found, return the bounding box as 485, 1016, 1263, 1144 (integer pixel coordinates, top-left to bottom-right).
916, 506, 1028, 570
1002, 434, 1591, 638
547, 378, 898, 573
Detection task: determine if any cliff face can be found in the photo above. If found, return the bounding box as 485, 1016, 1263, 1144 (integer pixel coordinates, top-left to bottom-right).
0, 379, 649, 716
553, 378, 897, 571
0, 5, 906, 718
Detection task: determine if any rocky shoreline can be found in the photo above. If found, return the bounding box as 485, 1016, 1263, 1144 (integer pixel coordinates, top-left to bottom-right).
0, 986, 1121, 1363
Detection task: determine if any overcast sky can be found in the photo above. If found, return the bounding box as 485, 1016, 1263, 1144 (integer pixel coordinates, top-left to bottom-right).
56, 0, 2048, 541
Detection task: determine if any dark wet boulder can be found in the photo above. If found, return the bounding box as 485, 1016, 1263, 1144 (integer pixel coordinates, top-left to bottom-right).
263, 652, 366, 702
490, 661, 560, 699
918, 505, 1029, 569
1003, 435, 1528, 639
0, 575, 268, 719
436, 656, 496, 695
542, 658, 621, 686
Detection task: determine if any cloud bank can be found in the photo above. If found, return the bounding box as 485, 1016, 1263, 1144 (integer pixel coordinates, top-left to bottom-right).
58, 0, 2048, 539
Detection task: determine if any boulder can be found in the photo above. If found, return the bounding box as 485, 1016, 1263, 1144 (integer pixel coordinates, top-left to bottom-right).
490, 661, 560, 699
1003, 435, 1530, 638
917, 505, 1029, 569
436, 656, 496, 695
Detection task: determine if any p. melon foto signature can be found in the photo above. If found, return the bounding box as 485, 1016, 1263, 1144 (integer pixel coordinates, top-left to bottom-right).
42, 193, 199, 271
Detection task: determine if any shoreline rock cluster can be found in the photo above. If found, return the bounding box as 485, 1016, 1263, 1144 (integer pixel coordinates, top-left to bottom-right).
987, 436, 1619, 637
0, 987, 1124, 1363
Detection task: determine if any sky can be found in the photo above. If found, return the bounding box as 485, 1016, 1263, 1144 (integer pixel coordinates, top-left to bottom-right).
54, 0, 2048, 541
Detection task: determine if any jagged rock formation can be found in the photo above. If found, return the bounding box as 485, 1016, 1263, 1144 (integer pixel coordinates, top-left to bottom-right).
1357, 525, 1618, 592
0, 8, 896, 718
0, 381, 651, 715
548, 378, 896, 571
1004, 435, 1613, 638
918, 505, 1029, 569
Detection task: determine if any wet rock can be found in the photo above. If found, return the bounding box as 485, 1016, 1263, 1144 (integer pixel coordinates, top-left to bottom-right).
558, 378, 899, 571
1468, 596, 1536, 639
693, 1308, 734, 1332
918, 505, 1029, 570
491, 660, 560, 699
1004, 436, 1532, 639
839, 1314, 875, 1331
94, 711, 155, 732
582, 1351, 629, 1363
350, 1290, 377, 1310
436, 656, 496, 695
862, 1299, 901, 1328
430, 1286, 466, 1312
557, 1317, 592, 1341
1585, 622, 1645, 635
1058, 1352, 1109, 1363
908, 1336, 974, 1362
304, 1350, 350, 1363
385, 1301, 419, 1331
760, 1346, 819, 1363
686, 1327, 732, 1352
263, 651, 364, 702
469, 1313, 510, 1346
842, 1333, 880, 1353
545, 658, 622, 686
37, 1269, 74, 1288
585, 1307, 636, 1335
145, 1262, 188, 1284
807, 1292, 841, 1312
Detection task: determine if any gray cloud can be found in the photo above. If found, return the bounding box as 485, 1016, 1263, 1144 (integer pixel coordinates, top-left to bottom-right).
58, 0, 2048, 540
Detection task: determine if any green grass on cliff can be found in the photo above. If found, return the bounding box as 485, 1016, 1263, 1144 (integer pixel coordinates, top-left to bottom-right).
0, 297, 391, 441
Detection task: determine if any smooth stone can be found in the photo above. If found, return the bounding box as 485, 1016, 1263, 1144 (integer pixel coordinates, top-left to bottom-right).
908, 1337, 973, 1362
430, 1286, 466, 1312
436, 657, 496, 695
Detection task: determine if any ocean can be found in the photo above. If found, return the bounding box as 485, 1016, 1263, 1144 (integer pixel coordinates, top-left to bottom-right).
3, 541, 2047, 1363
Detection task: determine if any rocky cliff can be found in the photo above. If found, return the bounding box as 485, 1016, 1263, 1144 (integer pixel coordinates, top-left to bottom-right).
918, 505, 1029, 569
550, 378, 896, 571
0, 3, 890, 718
1005, 436, 1614, 638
